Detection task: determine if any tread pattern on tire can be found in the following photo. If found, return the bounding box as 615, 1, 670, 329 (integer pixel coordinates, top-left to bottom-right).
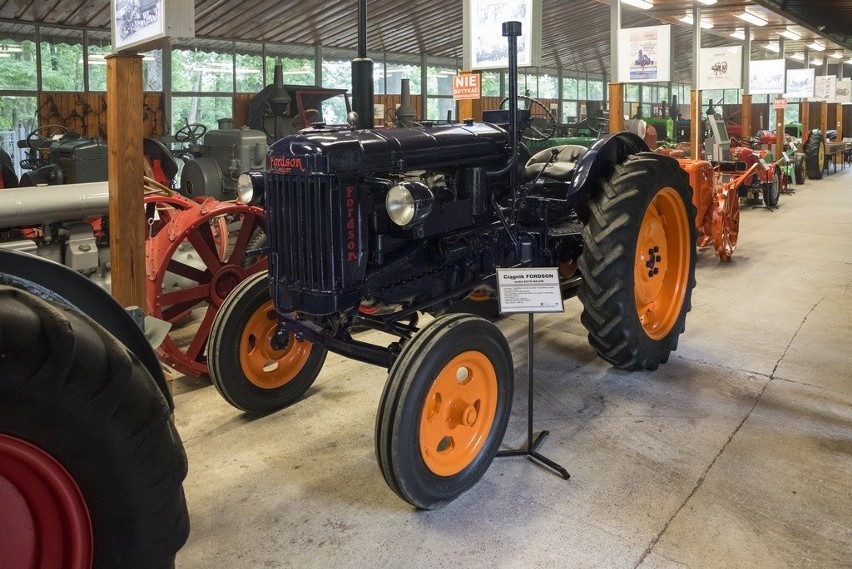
577, 152, 698, 371
794, 154, 806, 185
0, 286, 189, 569
764, 168, 781, 207
804, 131, 825, 180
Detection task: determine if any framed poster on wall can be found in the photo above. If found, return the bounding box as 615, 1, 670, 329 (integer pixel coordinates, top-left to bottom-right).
617, 25, 671, 83
786, 68, 815, 98
698, 46, 742, 90
814, 75, 837, 102
749, 59, 785, 95
836, 79, 851, 103
463, 0, 542, 70
111, 0, 194, 53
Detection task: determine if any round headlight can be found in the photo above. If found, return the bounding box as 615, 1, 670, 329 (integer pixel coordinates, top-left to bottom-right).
236, 171, 264, 205
386, 184, 416, 226
386, 182, 434, 227
237, 173, 254, 203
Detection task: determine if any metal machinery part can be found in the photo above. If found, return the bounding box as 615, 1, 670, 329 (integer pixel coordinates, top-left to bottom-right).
674, 158, 740, 262
0, 179, 266, 377
146, 197, 266, 377
179, 127, 268, 201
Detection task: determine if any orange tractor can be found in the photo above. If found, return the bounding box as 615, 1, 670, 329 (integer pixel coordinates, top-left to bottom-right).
655, 114, 789, 262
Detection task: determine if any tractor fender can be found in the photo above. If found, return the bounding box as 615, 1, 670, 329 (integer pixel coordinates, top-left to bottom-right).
568, 131, 649, 206
0, 249, 173, 408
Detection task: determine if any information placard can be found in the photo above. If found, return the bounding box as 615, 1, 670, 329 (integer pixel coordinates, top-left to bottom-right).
497, 268, 563, 314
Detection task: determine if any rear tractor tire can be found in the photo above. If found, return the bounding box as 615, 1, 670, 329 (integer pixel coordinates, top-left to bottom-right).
578, 152, 698, 370
208, 271, 327, 414
804, 131, 825, 180
0, 286, 189, 569
376, 313, 513, 509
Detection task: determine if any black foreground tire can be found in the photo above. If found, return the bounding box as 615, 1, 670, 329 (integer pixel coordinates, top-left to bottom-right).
578, 152, 698, 371
804, 131, 825, 180
794, 154, 806, 185
376, 313, 513, 509
0, 286, 189, 569
209, 271, 327, 413
763, 167, 781, 207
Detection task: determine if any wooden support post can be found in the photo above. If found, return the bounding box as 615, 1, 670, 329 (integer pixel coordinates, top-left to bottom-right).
691, 90, 701, 159
801, 99, 810, 133
608, 83, 624, 133
458, 99, 474, 122
836, 102, 843, 143
742, 94, 752, 141
820, 102, 828, 140
106, 54, 146, 310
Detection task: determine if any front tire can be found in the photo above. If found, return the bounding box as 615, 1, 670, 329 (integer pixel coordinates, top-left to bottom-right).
794, 154, 806, 185
0, 286, 189, 569
763, 167, 781, 207
578, 152, 697, 370
208, 271, 327, 414
376, 314, 513, 509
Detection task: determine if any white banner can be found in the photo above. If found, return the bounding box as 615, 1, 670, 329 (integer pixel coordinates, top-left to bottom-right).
749, 59, 785, 95
786, 68, 815, 98
836, 79, 852, 103
814, 75, 837, 102
618, 25, 671, 83
463, 0, 541, 70
698, 46, 742, 90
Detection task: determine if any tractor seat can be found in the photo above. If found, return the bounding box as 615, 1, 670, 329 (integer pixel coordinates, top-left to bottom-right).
523, 144, 588, 181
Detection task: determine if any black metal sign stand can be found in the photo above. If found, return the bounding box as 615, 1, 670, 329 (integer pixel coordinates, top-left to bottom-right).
496, 313, 570, 480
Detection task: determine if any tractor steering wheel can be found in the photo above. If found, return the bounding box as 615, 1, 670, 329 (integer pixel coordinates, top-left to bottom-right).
499, 96, 556, 142
26, 124, 70, 150
292, 108, 321, 129
174, 122, 208, 144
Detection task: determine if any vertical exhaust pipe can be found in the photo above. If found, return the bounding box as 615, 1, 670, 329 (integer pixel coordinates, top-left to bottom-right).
351, 0, 374, 129
395, 79, 417, 125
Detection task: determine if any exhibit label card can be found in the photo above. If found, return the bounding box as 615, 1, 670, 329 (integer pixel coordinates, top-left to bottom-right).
497, 268, 563, 314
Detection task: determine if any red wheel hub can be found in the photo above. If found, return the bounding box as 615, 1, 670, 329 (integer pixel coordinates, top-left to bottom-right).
0, 434, 92, 569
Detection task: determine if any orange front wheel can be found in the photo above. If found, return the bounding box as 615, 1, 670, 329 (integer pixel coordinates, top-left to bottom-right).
376, 314, 513, 509
208, 272, 327, 413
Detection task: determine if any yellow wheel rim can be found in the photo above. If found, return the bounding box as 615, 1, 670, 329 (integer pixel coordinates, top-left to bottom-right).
419, 351, 498, 477
634, 187, 690, 340
239, 300, 312, 389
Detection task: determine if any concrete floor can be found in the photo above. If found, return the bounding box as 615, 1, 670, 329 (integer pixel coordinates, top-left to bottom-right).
172, 165, 852, 569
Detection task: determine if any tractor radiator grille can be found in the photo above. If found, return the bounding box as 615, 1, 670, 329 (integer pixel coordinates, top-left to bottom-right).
267, 173, 345, 293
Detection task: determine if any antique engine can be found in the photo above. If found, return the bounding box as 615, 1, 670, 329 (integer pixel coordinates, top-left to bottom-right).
179, 123, 268, 201
21, 135, 108, 186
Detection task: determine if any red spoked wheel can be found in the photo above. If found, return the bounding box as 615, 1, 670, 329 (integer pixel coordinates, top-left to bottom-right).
711, 184, 740, 262
146, 198, 266, 377
0, 434, 93, 569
